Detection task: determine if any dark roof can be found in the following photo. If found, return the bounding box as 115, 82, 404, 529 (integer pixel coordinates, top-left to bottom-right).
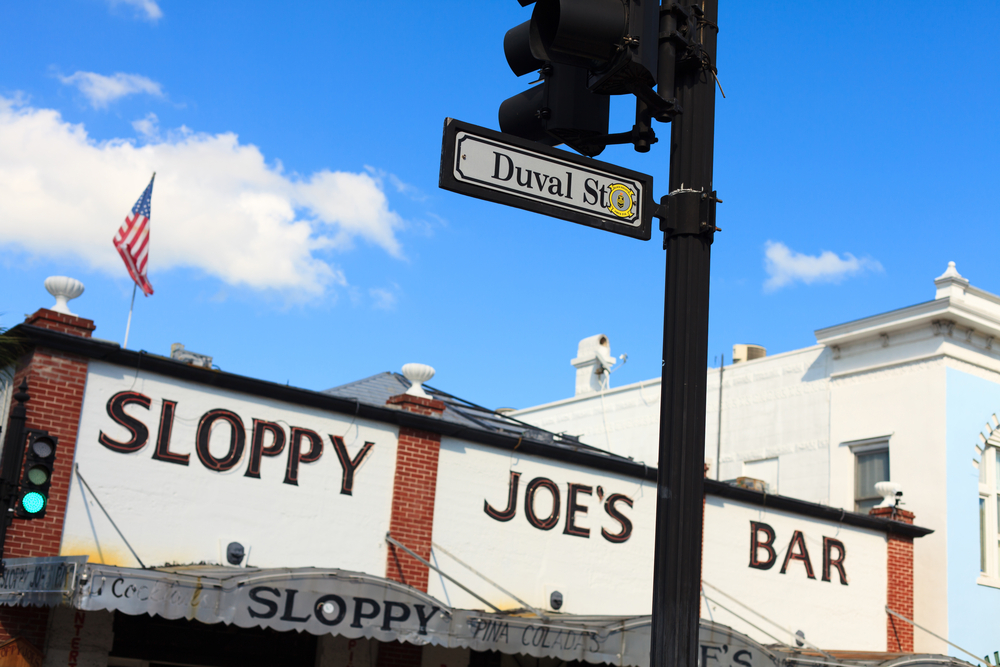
323, 372, 629, 463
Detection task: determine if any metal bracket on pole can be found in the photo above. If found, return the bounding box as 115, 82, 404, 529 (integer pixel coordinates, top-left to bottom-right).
654, 188, 722, 247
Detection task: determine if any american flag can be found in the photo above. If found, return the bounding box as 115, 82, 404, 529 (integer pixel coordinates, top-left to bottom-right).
113, 173, 155, 296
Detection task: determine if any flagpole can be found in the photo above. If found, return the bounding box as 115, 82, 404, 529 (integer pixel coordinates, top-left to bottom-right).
123, 283, 137, 349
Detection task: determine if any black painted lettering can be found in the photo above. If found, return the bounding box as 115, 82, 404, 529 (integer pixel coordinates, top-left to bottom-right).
599, 184, 608, 208
98, 391, 151, 453
414, 604, 440, 634
493, 152, 514, 181
280, 589, 312, 623
733, 650, 753, 667
152, 399, 188, 465
601, 494, 633, 543
315, 594, 347, 626
822, 536, 848, 585
701, 645, 723, 666
484, 471, 521, 522
749, 521, 777, 570
330, 436, 374, 495
515, 167, 532, 188
284, 427, 323, 485
245, 419, 286, 479
583, 178, 599, 205
524, 477, 560, 530
547, 176, 563, 197
565, 171, 573, 199
382, 601, 410, 630
247, 587, 280, 619
563, 483, 592, 538
195, 409, 246, 472
533, 172, 549, 191
351, 597, 381, 628
780, 530, 816, 578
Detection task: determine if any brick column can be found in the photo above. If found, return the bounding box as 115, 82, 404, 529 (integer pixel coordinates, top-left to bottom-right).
0, 309, 94, 646
379, 393, 446, 667
870, 507, 915, 652
383, 394, 446, 593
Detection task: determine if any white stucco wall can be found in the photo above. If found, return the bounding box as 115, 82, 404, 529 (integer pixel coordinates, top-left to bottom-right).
703, 497, 887, 651
512, 267, 1000, 653
828, 357, 947, 653
61, 361, 397, 572
707, 346, 830, 503
513, 346, 833, 505
428, 437, 655, 616
430, 439, 890, 648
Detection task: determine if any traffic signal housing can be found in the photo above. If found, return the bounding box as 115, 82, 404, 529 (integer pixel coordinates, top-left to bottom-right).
526, 0, 660, 97
499, 20, 610, 157
15, 432, 57, 519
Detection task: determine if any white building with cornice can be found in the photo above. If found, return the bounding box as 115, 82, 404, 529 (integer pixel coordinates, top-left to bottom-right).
513, 262, 1000, 659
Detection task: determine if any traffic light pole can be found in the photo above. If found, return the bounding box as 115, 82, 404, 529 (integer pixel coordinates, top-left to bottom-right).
650, 1, 719, 666
0, 379, 30, 564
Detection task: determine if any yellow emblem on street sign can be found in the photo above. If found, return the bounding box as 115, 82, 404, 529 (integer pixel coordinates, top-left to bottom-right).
607, 183, 635, 219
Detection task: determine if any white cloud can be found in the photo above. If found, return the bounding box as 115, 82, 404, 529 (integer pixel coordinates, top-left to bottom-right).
369, 286, 398, 311
132, 112, 159, 140
763, 241, 883, 292
58, 71, 164, 109
107, 0, 163, 21
0, 96, 406, 300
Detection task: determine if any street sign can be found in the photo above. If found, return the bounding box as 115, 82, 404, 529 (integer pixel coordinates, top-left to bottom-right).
439, 119, 653, 241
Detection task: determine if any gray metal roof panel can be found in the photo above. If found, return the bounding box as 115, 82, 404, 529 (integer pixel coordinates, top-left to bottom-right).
323, 372, 632, 463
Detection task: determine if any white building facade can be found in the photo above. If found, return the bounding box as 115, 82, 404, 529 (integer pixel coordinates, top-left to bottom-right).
0, 290, 936, 666
513, 263, 1000, 658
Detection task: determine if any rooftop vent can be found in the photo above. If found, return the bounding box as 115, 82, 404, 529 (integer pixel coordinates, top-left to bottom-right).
171, 343, 213, 369
731, 476, 769, 493
571, 334, 616, 396
732, 344, 766, 364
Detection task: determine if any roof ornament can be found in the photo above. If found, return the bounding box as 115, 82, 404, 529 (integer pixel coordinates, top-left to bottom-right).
402, 363, 435, 398
44, 276, 85, 316
934, 261, 969, 301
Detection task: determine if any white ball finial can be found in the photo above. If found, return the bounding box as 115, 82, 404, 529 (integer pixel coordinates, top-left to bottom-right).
402, 363, 435, 399
44, 276, 85, 316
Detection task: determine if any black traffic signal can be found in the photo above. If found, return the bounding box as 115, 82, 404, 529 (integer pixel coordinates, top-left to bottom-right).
499, 20, 610, 157
15, 432, 57, 519
526, 0, 660, 97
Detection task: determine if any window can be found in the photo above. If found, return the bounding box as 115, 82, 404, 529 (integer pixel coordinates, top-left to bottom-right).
978, 447, 1000, 583
854, 443, 890, 513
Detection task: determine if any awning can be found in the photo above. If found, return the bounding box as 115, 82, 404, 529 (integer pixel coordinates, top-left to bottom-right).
0, 558, 976, 667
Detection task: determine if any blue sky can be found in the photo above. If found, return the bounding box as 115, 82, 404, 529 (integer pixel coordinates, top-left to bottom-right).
1, 1, 998, 411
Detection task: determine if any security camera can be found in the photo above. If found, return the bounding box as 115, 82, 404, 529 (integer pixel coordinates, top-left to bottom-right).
550, 591, 563, 611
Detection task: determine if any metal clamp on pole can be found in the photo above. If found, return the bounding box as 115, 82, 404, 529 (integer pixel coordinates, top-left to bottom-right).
655, 188, 722, 246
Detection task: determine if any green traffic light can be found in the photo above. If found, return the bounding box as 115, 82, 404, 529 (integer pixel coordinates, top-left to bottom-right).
21, 491, 46, 514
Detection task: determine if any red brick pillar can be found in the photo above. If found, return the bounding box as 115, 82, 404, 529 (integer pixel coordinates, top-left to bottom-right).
384, 394, 446, 593
0, 309, 94, 645
870, 507, 915, 652
379, 394, 445, 667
